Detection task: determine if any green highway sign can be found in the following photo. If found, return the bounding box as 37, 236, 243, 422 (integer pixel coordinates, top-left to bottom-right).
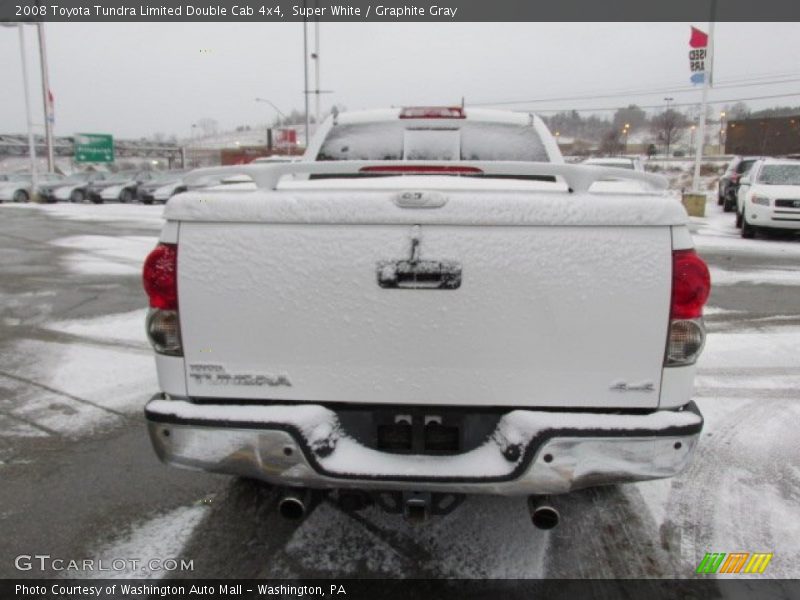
74, 133, 114, 163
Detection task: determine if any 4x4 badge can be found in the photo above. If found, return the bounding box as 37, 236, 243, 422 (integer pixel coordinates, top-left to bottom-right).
610, 381, 655, 392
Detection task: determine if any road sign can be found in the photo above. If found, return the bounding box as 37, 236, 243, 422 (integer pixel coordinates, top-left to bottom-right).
688, 26, 709, 85
74, 133, 114, 163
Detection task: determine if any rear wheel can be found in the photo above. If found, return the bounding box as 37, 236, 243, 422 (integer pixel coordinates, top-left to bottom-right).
735, 210, 743, 228
723, 193, 736, 213
741, 213, 756, 239
13, 189, 29, 203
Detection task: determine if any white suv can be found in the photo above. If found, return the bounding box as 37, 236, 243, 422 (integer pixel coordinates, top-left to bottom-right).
737, 158, 800, 238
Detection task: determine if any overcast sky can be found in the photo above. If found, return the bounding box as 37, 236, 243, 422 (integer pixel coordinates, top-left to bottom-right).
2, 22, 799, 140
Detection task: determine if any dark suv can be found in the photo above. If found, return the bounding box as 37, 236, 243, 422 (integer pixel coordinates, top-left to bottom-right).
718, 156, 760, 212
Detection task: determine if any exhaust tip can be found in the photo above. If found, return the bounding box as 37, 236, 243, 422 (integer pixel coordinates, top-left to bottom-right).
528, 496, 560, 530
278, 496, 306, 521
531, 506, 560, 530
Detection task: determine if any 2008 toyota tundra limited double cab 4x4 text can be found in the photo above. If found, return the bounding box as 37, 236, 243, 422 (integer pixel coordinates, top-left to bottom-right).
142, 107, 710, 528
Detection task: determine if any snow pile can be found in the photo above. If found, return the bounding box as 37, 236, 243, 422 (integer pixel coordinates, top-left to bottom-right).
710, 267, 800, 286
50, 235, 156, 276
1, 202, 165, 229
83, 505, 209, 579
6, 310, 156, 438
40, 202, 164, 225
699, 326, 800, 369
44, 308, 148, 345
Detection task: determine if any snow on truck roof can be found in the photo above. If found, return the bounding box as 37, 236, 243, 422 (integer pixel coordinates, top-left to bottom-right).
335, 107, 538, 126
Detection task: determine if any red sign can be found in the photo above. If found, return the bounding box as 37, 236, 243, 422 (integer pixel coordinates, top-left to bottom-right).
689, 26, 708, 48
275, 129, 297, 146
689, 27, 708, 84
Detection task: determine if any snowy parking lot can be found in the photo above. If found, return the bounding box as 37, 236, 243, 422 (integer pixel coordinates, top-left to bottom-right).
0, 198, 798, 581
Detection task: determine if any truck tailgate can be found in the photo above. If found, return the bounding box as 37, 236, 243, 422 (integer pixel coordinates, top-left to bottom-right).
174, 185, 677, 409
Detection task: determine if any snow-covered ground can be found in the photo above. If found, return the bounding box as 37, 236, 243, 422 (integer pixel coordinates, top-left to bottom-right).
51, 236, 157, 276
1, 196, 798, 579
1, 202, 164, 230
83, 505, 210, 579
4, 310, 155, 438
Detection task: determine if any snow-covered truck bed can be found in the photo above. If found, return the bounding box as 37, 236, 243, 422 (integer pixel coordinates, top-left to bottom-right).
142, 108, 710, 526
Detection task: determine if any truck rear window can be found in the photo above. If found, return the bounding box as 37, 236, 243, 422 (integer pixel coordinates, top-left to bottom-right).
316, 121, 549, 162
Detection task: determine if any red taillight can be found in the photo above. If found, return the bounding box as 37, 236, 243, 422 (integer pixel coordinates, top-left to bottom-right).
671, 249, 710, 319
359, 165, 483, 175
143, 243, 178, 310
399, 106, 465, 119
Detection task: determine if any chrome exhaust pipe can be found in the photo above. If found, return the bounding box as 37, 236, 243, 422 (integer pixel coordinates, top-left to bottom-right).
278, 488, 311, 521
528, 496, 560, 530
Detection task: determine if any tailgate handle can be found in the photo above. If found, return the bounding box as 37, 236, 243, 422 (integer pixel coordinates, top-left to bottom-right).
377, 259, 461, 290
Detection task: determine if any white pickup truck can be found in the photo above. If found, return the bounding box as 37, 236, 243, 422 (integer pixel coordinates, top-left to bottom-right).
142, 107, 710, 528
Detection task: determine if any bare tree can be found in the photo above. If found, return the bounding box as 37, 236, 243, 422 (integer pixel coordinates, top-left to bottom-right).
726, 102, 751, 120
599, 128, 624, 155
612, 105, 646, 131
651, 109, 689, 157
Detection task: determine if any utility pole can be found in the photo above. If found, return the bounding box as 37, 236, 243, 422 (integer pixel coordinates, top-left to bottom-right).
36, 23, 55, 173
314, 20, 321, 128
692, 1, 717, 192
302, 11, 310, 149
17, 24, 39, 200
663, 97, 674, 157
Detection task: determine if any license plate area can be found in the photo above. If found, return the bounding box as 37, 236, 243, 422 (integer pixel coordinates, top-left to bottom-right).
336, 405, 503, 456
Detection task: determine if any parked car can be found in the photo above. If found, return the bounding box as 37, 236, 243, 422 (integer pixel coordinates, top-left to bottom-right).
137, 170, 188, 204
143, 107, 709, 528
87, 170, 156, 204
582, 156, 644, 172
0, 173, 63, 203
737, 158, 800, 238
719, 155, 760, 211
45, 172, 109, 203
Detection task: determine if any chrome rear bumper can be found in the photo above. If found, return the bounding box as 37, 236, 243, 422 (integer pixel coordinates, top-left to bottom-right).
145, 396, 703, 496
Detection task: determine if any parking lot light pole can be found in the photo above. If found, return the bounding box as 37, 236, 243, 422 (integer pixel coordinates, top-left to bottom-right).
302, 16, 310, 149
5, 23, 39, 200
255, 97, 288, 123
663, 97, 674, 157
256, 98, 289, 152
36, 23, 55, 174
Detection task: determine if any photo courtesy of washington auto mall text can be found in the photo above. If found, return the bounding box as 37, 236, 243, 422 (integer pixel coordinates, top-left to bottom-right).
1, 0, 800, 598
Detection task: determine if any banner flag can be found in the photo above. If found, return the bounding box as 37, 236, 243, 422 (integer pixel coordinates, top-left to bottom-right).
689, 27, 708, 85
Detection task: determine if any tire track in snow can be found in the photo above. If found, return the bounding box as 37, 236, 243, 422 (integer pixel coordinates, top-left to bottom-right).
666, 397, 800, 577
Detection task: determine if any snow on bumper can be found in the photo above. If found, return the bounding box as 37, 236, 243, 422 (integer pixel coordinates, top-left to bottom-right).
145, 397, 703, 495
